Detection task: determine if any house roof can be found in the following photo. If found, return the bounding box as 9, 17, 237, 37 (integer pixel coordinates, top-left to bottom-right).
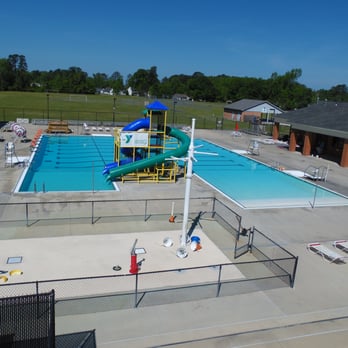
275, 101, 348, 138
224, 99, 282, 112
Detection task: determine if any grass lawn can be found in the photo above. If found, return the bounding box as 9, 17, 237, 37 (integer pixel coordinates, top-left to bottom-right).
0, 91, 245, 130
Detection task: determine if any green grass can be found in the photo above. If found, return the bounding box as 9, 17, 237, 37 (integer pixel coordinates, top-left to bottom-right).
0, 91, 247, 131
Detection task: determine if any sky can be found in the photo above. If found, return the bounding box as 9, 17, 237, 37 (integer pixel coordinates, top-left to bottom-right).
1, 0, 347, 90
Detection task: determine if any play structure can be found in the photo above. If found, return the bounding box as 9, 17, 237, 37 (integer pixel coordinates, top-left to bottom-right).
103, 100, 190, 183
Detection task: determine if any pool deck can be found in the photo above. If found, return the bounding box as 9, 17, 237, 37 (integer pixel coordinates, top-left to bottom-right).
1, 124, 348, 347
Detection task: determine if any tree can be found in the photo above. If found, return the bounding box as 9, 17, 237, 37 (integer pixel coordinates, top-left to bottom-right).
109, 71, 124, 94
327, 84, 348, 102
92, 73, 108, 88
7, 54, 29, 90
147, 66, 160, 97
160, 74, 190, 98
0, 58, 12, 90
187, 72, 218, 101
127, 66, 160, 96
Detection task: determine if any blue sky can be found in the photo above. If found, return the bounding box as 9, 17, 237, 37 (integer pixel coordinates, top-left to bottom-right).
1, 0, 347, 90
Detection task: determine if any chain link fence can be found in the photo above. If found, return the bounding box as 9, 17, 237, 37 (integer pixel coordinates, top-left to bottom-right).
0, 197, 298, 310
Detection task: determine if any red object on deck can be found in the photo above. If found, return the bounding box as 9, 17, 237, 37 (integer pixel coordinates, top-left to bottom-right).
129, 253, 139, 274
235, 122, 239, 131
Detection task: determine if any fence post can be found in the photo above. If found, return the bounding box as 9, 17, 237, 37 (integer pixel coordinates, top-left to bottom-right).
291, 256, 299, 287
248, 227, 255, 252
216, 264, 222, 297
134, 273, 139, 308
144, 200, 148, 221
91, 201, 94, 224
35, 280, 40, 319
211, 197, 216, 218
26, 203, 29, 227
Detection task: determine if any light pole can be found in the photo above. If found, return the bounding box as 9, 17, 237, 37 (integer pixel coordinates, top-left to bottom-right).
172, 99, 177, 126
113, 97, 116, 126
46, 93, 50, 120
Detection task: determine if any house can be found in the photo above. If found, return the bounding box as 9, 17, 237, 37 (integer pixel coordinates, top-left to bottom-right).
127, 86, 139, 96
99, 87, 114, 95
173, 93, 192, 101
273, 101, 348, 167
223, 99, 283, 122
96, 87, 114, 95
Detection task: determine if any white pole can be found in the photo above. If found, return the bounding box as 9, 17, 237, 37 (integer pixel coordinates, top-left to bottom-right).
181, 118, 195, 247
171, 202, 175, 216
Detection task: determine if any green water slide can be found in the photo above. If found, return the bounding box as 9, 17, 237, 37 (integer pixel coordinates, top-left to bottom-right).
106, 127, 190, 181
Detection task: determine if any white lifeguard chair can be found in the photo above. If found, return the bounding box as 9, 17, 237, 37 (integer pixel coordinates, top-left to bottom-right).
5, 142, 17, 167
4, 142, 28, 167
247, 139, 260, 155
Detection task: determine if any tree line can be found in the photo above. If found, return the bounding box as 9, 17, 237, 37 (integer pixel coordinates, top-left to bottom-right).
1, 54, 347, 110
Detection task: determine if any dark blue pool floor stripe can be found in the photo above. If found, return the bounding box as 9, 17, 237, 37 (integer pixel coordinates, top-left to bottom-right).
90, 136, 108, 166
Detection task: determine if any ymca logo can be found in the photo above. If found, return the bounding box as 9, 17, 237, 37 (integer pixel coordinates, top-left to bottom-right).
122, 134, 133, 144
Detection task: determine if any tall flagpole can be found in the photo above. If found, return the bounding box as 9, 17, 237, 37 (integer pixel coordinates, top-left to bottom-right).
181, 118, 195, 247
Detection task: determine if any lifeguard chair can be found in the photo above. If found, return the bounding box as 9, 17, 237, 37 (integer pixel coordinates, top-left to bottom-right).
247, 139, 260, 155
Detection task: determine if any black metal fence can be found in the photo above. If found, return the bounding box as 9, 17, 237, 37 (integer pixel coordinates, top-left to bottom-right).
0, 108, 230, 130
0, 196, 216, 226
0, 289, 97, 348
0, 290, 55, 347
0, 197, 298, 310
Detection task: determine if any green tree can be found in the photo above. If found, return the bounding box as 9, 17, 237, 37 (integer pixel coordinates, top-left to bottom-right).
327, 84, 348, 102
159, 74, 190, 97
7, 54, 29, 90
93, 73, 108, 89
187, 72, 218, 101
127, 66, 160, 96
109, 71, 124, 94
0, 58, 12, 90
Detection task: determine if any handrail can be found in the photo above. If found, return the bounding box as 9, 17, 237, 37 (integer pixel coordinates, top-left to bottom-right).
304, 165, 328, 181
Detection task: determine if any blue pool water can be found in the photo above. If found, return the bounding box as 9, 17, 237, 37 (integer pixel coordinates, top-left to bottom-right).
17, 135, 115, 192
17, 136, 348, 209
193, 139, 348, 209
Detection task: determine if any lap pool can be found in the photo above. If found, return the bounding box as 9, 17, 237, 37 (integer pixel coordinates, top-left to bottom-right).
193, 139, 348, 209
16, 135, 115, 192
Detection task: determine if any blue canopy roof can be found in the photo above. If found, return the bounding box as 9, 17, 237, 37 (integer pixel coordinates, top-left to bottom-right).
146, 100, 168, 111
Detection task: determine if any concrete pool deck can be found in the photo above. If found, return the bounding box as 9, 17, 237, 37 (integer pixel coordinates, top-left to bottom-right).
0, 228, 244, 299
1, 124, 348, 347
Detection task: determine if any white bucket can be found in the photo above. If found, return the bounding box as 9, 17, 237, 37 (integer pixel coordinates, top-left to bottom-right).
163, 237, 173, 247
176, 247, 188, 258
190, 241, 198, 251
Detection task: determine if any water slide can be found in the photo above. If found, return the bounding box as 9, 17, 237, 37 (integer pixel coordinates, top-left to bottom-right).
102, 118, 150, 174
123, 117, 150, 131
105, 125, 190, 181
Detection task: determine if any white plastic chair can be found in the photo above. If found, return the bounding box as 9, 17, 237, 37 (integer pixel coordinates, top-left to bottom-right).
333, 240, 348, 253
307, 242, 346, 263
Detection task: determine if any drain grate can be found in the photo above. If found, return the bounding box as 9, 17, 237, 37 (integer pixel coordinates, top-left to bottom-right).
7, 256, 23, 264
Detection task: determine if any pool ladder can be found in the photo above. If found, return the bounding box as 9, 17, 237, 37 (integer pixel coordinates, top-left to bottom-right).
303, 165, 328, 181
33, 182, 46, 193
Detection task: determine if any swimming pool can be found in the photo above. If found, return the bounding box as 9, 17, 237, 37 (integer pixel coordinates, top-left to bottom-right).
16, 136, 348, 208
17, 135, 115, 192
193, 139, 348, 209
